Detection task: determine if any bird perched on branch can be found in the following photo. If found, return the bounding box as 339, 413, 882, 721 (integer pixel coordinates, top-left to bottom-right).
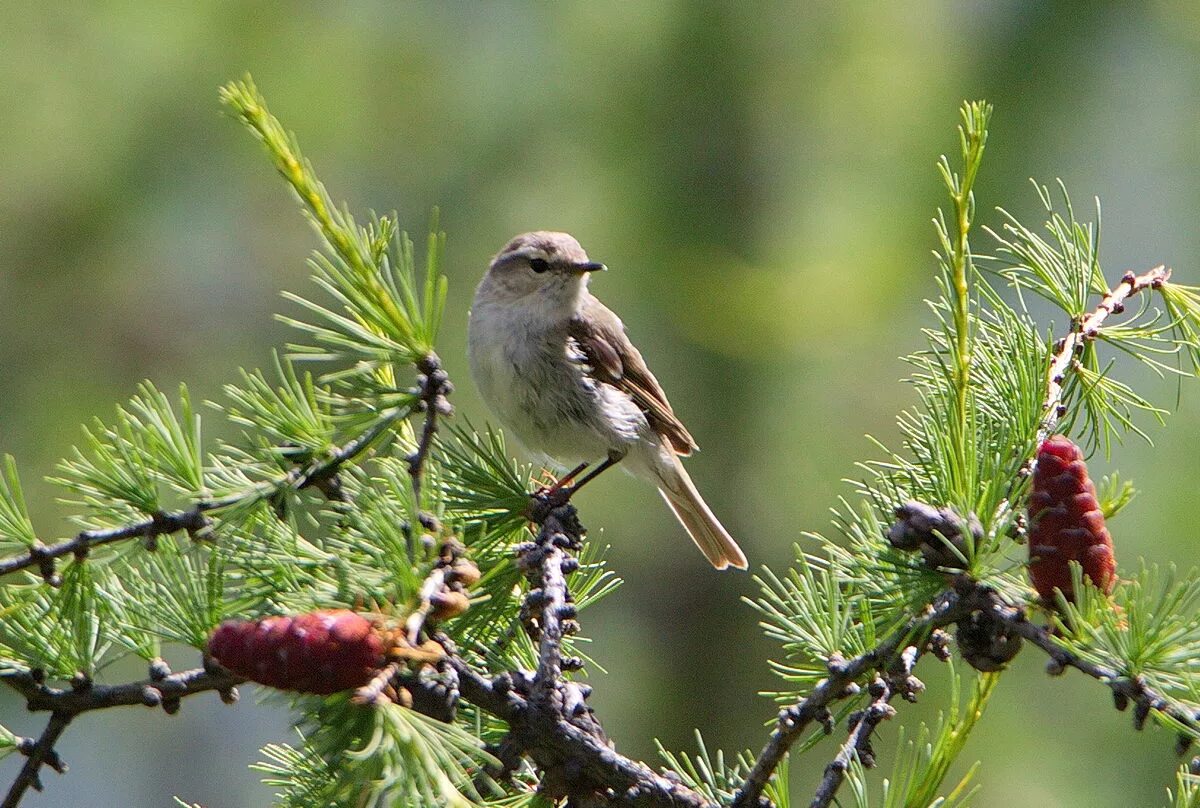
468, 231, 747, 570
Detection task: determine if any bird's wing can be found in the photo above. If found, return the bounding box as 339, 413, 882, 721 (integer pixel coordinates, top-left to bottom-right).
568, 295, 699, 455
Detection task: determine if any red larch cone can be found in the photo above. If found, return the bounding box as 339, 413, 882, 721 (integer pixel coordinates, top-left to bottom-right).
1027, 435, 1116, 602
208, 609, 385, 695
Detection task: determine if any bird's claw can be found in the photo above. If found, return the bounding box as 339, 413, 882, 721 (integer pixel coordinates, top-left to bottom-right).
527, 485, 575, 522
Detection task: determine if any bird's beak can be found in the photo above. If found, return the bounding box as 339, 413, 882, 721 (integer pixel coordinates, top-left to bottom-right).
571, 261, 607, 274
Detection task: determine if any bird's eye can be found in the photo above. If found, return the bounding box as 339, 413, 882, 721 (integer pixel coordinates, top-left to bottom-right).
529, 258, 550, 274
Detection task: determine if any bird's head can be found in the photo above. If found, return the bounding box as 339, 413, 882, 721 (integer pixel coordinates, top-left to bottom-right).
479, 231, 606, 310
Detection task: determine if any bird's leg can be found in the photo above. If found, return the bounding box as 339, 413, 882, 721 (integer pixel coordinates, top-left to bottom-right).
563, 450, 623, 495
534, 461, 590, 499
527, 451, 625, 520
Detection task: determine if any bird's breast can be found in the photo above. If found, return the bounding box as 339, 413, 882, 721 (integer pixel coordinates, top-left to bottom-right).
468, 296, 648, 468
470, 302, 592, 425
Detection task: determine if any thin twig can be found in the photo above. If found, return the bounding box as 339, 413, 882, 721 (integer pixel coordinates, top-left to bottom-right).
983, 591, 1200, 736
408, 352, 452, 503
1038, 265, 1170, 441
1, 713, 72, 808
405, 566, 451, 645
358, 537, 468, 706
1, 665, 243, 716
0, 663, 243, 808
0, 408, 404, 583
353, 661, 404, 707
809, 676, 897, 808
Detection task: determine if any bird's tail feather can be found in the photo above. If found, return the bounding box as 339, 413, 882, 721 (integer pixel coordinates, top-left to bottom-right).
657, 454, 747, 571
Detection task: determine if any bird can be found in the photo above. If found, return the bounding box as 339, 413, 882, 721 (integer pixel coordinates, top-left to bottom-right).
467, 231, 747, 570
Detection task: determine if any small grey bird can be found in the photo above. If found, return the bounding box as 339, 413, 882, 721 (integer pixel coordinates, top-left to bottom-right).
468, 231, 747, 570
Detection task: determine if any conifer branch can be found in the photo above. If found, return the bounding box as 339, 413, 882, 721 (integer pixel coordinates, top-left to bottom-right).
448, 646, 715, 808
0, 662, 243, 807
432, 504, 714, 808
982, 590, 1200, 740
0, 663, 242, 716
742, 567, 1200, 808
0, 408, 403, 583
1038, 265, 1171, 441
734, 592, 966, 808
807, 646, 930, 808
943, 102, 989, 492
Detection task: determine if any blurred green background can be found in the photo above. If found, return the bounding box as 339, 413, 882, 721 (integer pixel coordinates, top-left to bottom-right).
2, 2, 1200, 806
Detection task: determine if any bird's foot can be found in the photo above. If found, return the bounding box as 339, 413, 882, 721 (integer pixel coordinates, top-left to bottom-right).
527, 484, 576, 523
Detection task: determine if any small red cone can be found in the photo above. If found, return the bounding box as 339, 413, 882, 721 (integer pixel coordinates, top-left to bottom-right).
1027, 435, 1116, 603
208, 609, 385, 694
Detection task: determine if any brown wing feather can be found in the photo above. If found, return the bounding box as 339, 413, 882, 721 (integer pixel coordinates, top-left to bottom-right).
568, 296, 698, 455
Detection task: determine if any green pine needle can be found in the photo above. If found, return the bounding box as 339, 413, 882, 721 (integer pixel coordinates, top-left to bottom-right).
1167, 762, 1200, 808
988, 180, 1105, 316
1052, 563, 1200, 741
0, 456, 37, 551
0, 563, 118, 678
440, 423, 535, 537
294, 695, 499, 808
1096, 472, 1137, 520
253, 733, 340, 808
123, 382, 208, 498
219, 78, 445, 372
52, 413, 162, 525
116, 536, 249, 651
0, 723, 16, 762
1067, 350, 1166, 454
749, 549, 879, 696
1159, 282, 1200, 374
657, 730, 750, 805
219, 354, 337, 461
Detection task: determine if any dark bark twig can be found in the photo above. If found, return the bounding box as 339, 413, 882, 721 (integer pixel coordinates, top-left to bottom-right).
808, 675, 897, 808
524, 509, 576, 701
439, 503, 715, 808
407, 352, 452, 503
806, 646, 923, 808
0, 665, 243, 716
983, 592, 1200, 737
0, 663, 244, 808
738, 564, 1200, 808
1, 713, 72, 808
448, 653, 714, 808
